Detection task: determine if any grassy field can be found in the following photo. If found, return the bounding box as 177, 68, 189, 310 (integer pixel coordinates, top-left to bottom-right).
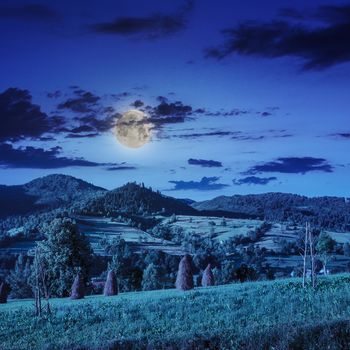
164, 215, 263, 241
1, 275, 350, 349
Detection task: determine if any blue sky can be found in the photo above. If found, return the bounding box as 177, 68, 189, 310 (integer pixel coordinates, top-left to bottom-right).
0, 0, 349, 200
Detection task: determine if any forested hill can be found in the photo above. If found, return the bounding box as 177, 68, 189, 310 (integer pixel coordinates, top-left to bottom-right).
192, 193, 350, 231
81, 182, 197, 216
0, 174, 106, 218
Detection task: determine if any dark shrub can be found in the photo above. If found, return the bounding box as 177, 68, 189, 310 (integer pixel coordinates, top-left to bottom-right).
70, 273, 85, 299
201, 264, 215, 287
104, 270, 118, 296
175, 254, 194, 291
0, 282, 9, 303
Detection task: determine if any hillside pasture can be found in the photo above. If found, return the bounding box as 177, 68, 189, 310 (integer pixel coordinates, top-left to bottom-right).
1, 275, 350, 349
164, 215, 263, 241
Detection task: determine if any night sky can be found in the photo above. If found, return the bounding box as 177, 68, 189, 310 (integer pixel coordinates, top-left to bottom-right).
1, 0, 349, 200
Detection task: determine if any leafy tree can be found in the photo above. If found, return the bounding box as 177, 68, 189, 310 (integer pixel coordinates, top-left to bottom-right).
316, 232, 336, 275
220, 261, 237, 284
175, 255, 194, 291
7, 254, 33, 299
109, 239, 142, 292
38, 218, 93, 297
142, 263, 161, 291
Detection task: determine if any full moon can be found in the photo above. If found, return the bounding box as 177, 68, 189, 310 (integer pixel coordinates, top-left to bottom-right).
115, 110, 152, 148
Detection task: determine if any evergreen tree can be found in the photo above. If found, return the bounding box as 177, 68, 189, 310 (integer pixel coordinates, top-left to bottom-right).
38, 218, 93, 297
70, 273, 85, 299
201, 264, 215, 287
175, 255, 194, 291
142, 263, 161, 291
7, 254, 33, 299
104, 270, 118, 296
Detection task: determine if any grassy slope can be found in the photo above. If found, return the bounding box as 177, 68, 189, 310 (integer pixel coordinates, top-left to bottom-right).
1, 275, 350, 350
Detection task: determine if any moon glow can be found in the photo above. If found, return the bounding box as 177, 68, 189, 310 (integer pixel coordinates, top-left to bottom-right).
115, 110, 152, 148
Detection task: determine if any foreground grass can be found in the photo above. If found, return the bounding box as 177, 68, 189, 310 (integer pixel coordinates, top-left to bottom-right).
1, 276, 350, 349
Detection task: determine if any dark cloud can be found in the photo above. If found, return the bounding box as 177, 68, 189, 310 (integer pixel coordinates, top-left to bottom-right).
65, 133, 99, 139
169, 129, 292, 141
153, 100, 192, 117
0, 88, 61, 142
0, 4, 60, 21
57, 90, 101, 113
188, 158, 223, 168
245, 157, 333, 175
76, 114, 118, 133
90, 0, 194, 40
0, 143, 106, 169
233, 176, 277, 186
111, 92, 132, 101
206, 4, 350, 70
47, 90, 62, 99
106, 166, 137, 171
143, 99, 195, 131
330, 132, 350, 139
174, 131, 238, 139
204, 109, 248, 117
131, 100, 144, 108
168, 176, 229, 191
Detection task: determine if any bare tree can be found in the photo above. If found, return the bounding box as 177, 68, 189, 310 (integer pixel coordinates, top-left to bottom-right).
37, 248, 51, 314
299, 223, 309, 288
308, 224, 317, 288
33, 248, 42, 317
299, 222, 317, 289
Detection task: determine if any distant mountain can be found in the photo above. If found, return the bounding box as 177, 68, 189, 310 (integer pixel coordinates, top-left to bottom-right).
177, 198, 196, 205
192, 192, 350, 231
83, 182, 197, 216
0, 174, 106, 218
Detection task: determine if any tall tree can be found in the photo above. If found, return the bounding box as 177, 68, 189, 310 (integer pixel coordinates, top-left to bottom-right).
142, 263, 161, 291
38, 218, 93, 297
7, 254, 33, 299
175, 255, 194, 291
316, 232, 336, 275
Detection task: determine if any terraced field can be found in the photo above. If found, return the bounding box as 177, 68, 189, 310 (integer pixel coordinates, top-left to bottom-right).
75, 216, 184, 255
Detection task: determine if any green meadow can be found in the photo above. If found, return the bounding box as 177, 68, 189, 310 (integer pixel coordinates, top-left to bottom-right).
1, 275, 350, 349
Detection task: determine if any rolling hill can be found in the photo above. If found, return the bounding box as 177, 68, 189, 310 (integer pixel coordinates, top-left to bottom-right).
192, 192, 350, 231
82, 182, 197, 216
0, 174, 106, 218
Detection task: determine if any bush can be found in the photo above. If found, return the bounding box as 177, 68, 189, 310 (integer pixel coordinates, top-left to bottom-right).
70, 273, 85, 300
175, 254, 194, 291
103, 270, 118, 296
